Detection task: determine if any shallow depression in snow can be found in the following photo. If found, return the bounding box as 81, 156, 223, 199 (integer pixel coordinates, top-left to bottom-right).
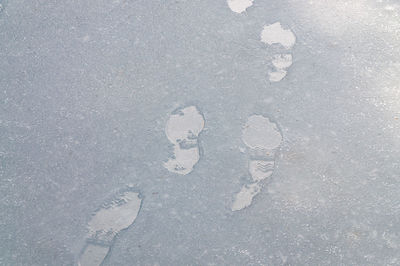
164, 106, 205, 175
79, 191, 142, 266
261, 22, 296, 49
227, 0, 254, 13
232, 115, 282, 211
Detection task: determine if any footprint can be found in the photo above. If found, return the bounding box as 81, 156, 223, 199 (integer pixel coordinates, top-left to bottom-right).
261, 22, 296, 82
226, 0, 296, 83
78, 189, 142, 266
227, 0, 254, 13
164, 106, 205, 175
232, 115, 282, 211
260, 22, 296, 49
269, 54, 293, 82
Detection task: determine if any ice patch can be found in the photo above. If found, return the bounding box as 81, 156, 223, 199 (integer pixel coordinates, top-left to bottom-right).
261, 22, 296, 49
78, 191, 142, 266
227, 0, 254, 13
164, 106, 205, 175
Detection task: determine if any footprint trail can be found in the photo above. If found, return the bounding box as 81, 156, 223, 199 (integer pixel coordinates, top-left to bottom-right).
232, 115, 282, 211
226, 0, 297, 83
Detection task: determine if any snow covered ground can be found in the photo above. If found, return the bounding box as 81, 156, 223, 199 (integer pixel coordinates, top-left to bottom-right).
1, 0, 400, 265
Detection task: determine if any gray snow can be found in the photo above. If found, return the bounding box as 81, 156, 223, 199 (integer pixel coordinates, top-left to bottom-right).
1, 0, 400, 265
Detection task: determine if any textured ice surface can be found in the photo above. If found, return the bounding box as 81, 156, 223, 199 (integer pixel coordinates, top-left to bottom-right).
227, 0, 254, 13
1, 0, 400, 265
164, 106, 204, 175
261, 22, 296, 49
